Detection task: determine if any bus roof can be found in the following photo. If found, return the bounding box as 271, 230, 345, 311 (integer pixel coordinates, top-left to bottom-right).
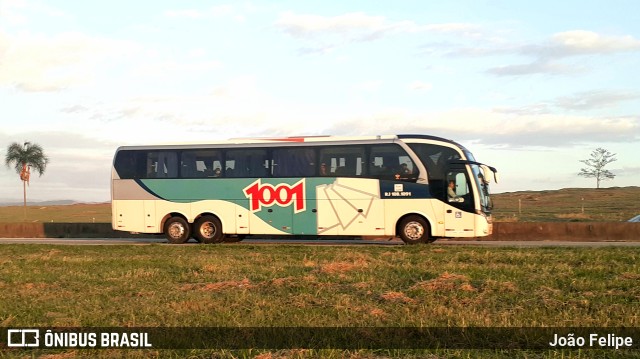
397, 134, 467, 151
227, 135, 398, 143
115, 134, 467, 151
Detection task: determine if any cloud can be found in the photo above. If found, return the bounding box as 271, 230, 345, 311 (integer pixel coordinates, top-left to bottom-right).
275, 11, 481, 54
486, 59, 585, 76
493, 103, 552, 116
615, 166, 640, 177
51, 75, 318, 144
553, 90, 640, 111
408, 81, 433, 91
59, 105, 89, 114
352, 80, 382, 92
474, 115, 640, 147
319, 108, 640, 148
0, 0, 67, 26
0, 31, 140, 92
442, 29, 640, 76
132, 60, 222, 78
163, 5, 246, 22
493, 89, 640, 114
543, 30, 640, 57
479, 31, 640, 76
275, 11, 390, 39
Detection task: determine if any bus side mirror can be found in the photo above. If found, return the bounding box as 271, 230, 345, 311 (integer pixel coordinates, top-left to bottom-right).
481, 165, 498, 184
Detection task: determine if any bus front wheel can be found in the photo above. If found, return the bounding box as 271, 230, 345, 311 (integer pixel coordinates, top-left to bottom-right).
165, 217, 190, 244
194, 215, 225, 244
398, 215, 431, 244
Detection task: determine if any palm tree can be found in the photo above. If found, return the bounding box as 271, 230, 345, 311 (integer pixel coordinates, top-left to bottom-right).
5, 141, 49, 219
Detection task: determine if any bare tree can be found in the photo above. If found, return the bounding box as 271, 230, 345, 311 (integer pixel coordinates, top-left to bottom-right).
578, 148, 616, 189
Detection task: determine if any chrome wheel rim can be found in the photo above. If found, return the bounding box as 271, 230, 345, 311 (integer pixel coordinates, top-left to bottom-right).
404, 221, 424, 240
200, 222, 216, 239
168, 222, 185, 239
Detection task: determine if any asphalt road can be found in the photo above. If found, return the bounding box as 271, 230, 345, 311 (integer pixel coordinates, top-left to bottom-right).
0, 237, 639, 247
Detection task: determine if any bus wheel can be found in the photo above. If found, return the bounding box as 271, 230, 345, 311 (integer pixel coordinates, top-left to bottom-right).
194, 216, 225, 244
165, 217, 190, 244
398, 216, 430, 244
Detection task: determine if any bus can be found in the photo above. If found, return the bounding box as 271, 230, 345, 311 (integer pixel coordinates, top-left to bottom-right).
111, 135, 497, 244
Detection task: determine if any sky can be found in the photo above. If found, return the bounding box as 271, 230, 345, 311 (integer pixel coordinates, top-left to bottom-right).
1, 0, 639, 203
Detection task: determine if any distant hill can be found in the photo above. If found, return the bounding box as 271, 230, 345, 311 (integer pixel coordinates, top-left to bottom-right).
0, 200, 77, 207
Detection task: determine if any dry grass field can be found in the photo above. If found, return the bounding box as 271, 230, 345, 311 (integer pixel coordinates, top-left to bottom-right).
0, 187, 637, 223
1, 244, 638, 358
1, 189, 638, 358
492, 186, 640, 222
0, 202, 111, 223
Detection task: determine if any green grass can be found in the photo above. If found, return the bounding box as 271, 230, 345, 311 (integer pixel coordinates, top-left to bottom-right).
1, 244, 638, 358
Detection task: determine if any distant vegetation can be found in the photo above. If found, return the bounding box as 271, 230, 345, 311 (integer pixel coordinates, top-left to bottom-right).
492, 186, 639, 222
0, 203, 111, 223
0, 187, 637, 223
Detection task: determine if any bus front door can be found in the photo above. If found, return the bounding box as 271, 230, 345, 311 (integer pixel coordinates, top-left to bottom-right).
444, 169, 476, 237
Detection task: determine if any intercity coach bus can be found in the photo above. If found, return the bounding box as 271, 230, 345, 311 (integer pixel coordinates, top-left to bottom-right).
111, 135, 497, 244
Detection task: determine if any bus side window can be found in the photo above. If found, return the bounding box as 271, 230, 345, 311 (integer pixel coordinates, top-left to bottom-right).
180, 150, 224, 178
114, 151, 140, 179
368, 144, 415, 180
272, 148, 315, 177
407, 143, 462, 198
180, 152, 198, 178
226, 149, 269, 178
319, 146, 364, 177
145, 151, 178, 178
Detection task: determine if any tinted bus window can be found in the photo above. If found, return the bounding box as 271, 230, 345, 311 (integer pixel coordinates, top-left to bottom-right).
147, 151, 178, 178
181, 149, 223, 178
369, 144, 415, 180
114, 150, 145, 179
272, 148, 316, 177
226, 149, 269, 178
408, 143, 462, 199
319, 146, 365, 176
115, 150, 179, 179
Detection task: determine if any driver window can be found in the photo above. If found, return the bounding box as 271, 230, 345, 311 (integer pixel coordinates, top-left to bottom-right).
454, 173, 469, 197
446, 169, 473, 211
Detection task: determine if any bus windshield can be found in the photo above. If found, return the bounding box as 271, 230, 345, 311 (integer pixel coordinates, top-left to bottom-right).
470, 164, 493, 213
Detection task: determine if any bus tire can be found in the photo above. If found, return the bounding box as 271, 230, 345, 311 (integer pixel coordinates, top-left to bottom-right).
165, 217, 190, 244
398, 215, 430, 245
194, 215, 225, 244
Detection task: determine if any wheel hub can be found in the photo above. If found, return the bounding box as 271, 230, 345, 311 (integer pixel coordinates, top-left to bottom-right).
404, 221, 424, 240
168, 223, 185, 238
200, 222, 216, 238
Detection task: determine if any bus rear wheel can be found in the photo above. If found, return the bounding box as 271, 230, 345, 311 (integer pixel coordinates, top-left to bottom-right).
194, 215, 225, 244
165, 217, 190, 244
398, 215, 431, 244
